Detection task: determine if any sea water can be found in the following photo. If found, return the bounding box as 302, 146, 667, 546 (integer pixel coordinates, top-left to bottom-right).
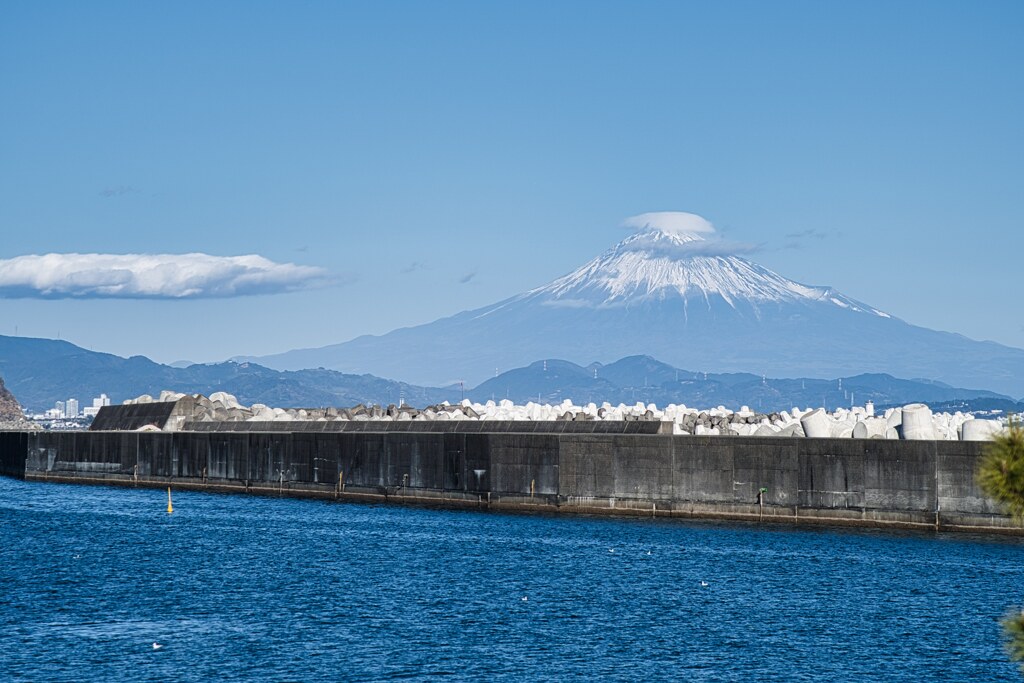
1, 477, 1022, 681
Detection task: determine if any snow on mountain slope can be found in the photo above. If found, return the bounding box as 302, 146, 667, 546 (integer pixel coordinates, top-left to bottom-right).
481, 226, 888, 318
246, 212, 1024, 396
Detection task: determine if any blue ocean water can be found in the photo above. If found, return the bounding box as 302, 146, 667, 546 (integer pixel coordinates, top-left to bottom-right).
1, 478, 1022, 682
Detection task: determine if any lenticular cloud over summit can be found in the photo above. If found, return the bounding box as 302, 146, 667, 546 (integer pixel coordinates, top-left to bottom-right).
249, 210, 1024, 397
0, 252, 329, 299
621, 211, 716, 236
620, 211, 757, 257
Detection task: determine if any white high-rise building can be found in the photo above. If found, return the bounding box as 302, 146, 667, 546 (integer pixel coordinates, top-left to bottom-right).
92, 394, 111, 408
66, 398, 79, 418
55, 401, 65, 418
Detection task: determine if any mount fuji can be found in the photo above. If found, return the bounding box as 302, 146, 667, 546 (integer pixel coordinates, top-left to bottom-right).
250, 212, 1024, 396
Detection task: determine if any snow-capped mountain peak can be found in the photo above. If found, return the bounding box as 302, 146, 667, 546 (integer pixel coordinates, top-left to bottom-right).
523, 214, 888, 317
249, 210, 1024, 397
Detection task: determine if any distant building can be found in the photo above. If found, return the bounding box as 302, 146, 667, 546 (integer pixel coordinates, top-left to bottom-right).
79, 394, 111, 419
66, 398, 79, 418
55, 401, 65, 418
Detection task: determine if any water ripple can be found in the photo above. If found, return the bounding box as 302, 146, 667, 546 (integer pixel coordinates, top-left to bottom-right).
1, 478, 1022, 681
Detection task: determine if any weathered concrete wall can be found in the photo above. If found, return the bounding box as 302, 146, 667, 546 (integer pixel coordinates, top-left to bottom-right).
4, 429, 1016, 533
0, 431, 27, 479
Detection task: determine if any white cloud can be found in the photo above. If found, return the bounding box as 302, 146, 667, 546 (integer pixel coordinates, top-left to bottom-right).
633, 238, 760, 258
621, 211, 716, 236
99, 185, 140, 198
620, 211, 759, 257
539, 297, 593, 308
0, 252, 331, 299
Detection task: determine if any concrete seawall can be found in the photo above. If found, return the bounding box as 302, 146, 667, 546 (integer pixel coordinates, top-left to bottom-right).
0, 431, 28, 480
2, 428, 1018, 534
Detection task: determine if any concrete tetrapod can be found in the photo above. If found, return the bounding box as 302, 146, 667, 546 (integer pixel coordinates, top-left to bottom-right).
800, 408, 831, 438
961, 418, 1002, 442
901, 403, 935, 440
111, 390, 1007, 441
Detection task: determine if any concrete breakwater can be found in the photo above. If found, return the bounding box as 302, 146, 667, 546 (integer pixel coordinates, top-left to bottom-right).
111, 391, 1005, 441
1, 423, 1018, 534
0, 431, 28, 479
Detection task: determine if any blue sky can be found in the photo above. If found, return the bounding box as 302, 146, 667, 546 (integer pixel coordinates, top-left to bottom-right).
1, 1, 1021, 365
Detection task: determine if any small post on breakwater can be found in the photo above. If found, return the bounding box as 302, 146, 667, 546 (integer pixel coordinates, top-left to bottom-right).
758, 487, 767, 522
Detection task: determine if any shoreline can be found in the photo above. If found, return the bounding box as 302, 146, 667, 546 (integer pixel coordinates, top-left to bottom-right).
5, 426, 1021, 537
22, 469, 1023, 537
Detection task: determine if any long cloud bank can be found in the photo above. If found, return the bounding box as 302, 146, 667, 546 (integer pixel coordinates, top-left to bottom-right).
0, 252, 331, 299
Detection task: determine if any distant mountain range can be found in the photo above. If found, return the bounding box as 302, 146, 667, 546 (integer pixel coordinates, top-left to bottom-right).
0, 334, 1019, 415
470, 355, 1019, 413
0, 335, 458, 412
243, 215, 1024, 397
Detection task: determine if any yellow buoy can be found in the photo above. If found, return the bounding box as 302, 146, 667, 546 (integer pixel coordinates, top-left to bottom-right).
167, 487, 173, 514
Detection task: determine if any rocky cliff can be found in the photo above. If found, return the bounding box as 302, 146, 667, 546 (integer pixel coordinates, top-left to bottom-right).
0, 376, 34, 429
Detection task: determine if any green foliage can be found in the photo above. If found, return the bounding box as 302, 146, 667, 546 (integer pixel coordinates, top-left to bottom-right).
978, 416, 1024, 520
977, 416, 1024, 675
1005, 609, 1024, 671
